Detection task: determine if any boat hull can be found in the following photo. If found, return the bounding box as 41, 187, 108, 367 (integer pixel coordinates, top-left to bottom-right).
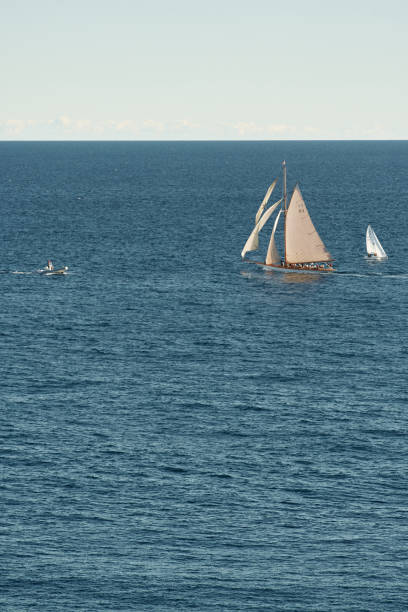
366, 254, 387, 260
38, 268, 68, 275
246, 261, 335, 273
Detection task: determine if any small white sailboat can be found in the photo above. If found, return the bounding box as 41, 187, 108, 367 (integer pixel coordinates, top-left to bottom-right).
241, 161, 334, 272
366, 225, 387, 259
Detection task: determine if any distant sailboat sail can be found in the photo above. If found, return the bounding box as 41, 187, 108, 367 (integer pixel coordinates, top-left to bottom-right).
366, 225, 387, 259
241, 199, 282, 259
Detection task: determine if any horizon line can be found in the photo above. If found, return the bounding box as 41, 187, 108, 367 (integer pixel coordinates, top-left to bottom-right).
1, 138, 408, 143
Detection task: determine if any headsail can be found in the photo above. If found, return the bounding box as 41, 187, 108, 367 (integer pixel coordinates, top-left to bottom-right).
255, 178, 278, 224
241, 199, 282, 259
366, 225, 387, 258
285, 185, 332, 263
266, 209, 282, 265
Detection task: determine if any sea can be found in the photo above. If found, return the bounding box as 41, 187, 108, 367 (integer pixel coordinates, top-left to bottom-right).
1, 141, 408, 611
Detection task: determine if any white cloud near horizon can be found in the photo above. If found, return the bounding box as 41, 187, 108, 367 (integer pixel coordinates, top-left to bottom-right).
0, 116, 403, 141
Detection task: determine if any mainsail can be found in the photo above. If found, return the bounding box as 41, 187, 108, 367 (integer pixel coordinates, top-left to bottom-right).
255, 178, 278, 224
366, 225, 387, 258
265, 209, 282, 265
285, 185, 332, 263
241, 199, 282, 259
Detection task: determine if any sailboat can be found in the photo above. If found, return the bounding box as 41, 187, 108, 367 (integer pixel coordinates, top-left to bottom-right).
366, 225, 387, 259
241, 161, 334, 272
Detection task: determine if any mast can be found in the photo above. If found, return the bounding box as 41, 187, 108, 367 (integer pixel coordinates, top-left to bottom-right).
282, 160, 287, 265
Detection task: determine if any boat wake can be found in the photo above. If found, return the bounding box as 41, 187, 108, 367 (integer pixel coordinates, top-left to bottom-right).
6, 269, 70, 276
337, 271, 408, 279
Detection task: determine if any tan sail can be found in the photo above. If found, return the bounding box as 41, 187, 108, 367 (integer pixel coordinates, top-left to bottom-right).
241, 199, 282, 259
285, 185, 332, 263
265, 209, 282, 265
255, 178, 278, 224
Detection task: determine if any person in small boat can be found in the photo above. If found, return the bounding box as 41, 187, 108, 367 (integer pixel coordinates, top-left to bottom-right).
45, 259, 54, 271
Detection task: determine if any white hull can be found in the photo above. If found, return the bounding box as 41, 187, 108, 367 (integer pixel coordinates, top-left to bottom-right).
38, 268, 68, 275
365, 254, 387, 261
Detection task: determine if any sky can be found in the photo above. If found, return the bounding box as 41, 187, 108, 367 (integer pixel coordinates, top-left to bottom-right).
1, 0, 407, 140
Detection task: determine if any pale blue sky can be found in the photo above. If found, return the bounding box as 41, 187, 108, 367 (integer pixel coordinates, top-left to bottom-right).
1, 0, 407, 139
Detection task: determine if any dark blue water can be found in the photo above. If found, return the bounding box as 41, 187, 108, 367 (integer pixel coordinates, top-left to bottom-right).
1, 141, 408, 611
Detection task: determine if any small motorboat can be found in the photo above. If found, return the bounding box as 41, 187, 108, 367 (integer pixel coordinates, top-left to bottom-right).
38, 260, 69, 275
